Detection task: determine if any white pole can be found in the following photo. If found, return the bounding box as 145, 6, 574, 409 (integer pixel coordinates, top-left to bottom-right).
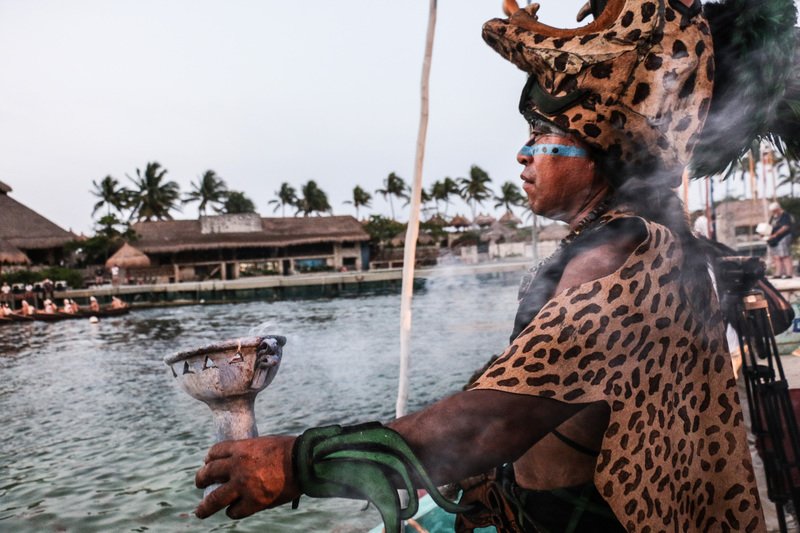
396, 0, 437, 418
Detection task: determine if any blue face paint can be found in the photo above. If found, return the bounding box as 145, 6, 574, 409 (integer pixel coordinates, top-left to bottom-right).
519, 143, 588, 158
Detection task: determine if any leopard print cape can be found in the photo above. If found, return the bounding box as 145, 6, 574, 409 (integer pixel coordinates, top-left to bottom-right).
470, 213, 763, 532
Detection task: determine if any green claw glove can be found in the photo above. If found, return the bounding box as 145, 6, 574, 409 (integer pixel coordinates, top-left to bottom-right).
292, 422, 470, 533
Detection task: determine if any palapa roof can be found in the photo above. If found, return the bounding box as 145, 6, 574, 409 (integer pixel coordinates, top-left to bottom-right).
425, 214, 447, 227
0, 238, 30, 265
499, 210, 522, 226
474, 214, 496, 227
132, 215, 369, 254
449, 215, 471, 228
0, 184, 76, 250
106, 243, 151, 268
390, 231, 435, 247
480, 221, 516, 243
538, 223, 570, 242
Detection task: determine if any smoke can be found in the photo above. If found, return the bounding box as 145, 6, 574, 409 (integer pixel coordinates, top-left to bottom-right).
247, 320, 275, 338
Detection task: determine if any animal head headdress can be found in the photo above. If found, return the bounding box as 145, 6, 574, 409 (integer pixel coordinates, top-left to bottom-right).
486, 0, 799, 184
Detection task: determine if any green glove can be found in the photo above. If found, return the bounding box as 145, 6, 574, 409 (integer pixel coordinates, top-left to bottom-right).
292, 422, 470, 533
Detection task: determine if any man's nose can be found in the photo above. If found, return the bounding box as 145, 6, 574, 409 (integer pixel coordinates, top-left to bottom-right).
517, 145, 533, 165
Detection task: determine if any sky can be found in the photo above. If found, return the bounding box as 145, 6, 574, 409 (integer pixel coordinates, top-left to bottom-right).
1, 1, 798, 235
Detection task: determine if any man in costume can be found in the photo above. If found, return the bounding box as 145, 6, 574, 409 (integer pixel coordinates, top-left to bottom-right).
193, 0, 800, 531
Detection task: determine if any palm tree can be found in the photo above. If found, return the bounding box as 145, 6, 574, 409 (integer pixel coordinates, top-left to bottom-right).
91, 175, 128, 217
183, 170, 228, 216
95, 213, 136, 240
376, 172, 409, 220
127, 162, 181, 221
295, 180, 331, 216
268, 182, 298, 217
494, 181, 527, 213
222, 191, 257, 214
344, 185, 372, 219
430, 177, 460, 217
419, 188, 434, 216
459, 165, 493, 223
775, 151, 800, 197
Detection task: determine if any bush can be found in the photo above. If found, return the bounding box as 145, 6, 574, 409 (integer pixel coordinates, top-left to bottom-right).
363, 215, 405, 245
1, 267, 84, 289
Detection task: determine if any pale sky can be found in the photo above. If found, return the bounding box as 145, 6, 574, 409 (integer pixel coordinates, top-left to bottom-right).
1, 1, 798, 235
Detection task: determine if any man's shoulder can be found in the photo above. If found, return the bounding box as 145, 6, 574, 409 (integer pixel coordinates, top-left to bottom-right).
558, 222, 647, 291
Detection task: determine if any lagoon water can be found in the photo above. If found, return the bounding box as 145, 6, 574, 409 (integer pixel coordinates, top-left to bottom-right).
0, 274, 519, 532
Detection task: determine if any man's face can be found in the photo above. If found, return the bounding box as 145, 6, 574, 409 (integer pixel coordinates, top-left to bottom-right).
517, 132, 599, 222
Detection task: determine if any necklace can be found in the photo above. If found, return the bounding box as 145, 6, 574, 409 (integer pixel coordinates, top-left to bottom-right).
560, 198, 611, 246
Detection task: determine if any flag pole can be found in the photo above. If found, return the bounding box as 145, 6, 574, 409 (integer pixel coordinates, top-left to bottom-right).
396, 0, 437, 418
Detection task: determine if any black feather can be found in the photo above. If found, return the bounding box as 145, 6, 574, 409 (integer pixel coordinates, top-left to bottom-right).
690, 0, 798, 177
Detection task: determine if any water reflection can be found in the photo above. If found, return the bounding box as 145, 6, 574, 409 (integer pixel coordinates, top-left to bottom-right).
0, 275, 518, 531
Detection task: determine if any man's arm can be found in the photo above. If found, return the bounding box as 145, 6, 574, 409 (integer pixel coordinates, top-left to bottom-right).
195, 390, 591, 519
389, 389, 595, 483
193, 222, 641, 519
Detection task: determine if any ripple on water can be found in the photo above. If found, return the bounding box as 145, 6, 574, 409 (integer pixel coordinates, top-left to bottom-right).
0, 276, 519, 531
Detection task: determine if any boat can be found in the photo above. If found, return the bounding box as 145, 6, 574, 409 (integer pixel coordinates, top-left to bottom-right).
0, 313, 35, 324
32, 307, 130, 322
0, 306, 130, 324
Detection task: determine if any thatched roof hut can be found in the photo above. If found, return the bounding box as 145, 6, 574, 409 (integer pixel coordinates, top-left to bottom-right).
0, 180, 76, 255
0, 238, 30, 265
132, 214, 369, 254
390, 231, 435, 247
106, 243, 151, 269
449, 215, 471, 230
480, 221, 516, 243
474, 214, 496, 228
425, 214, 447, 227
499, 210, 522, 227
538, 223, 570, 242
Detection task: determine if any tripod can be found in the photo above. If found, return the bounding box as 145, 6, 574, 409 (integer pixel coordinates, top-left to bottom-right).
721, 257, 800, 533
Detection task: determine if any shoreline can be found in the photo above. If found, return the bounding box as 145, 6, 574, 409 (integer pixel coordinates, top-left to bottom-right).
53, 259, 533, 309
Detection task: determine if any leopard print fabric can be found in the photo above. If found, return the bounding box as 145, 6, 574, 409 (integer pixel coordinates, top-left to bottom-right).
482, 0, 714, 182
470, 214, 763, 532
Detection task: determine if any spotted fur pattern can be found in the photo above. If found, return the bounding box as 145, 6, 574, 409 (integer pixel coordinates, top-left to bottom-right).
482, 0, 714, 181
470, 215, 763, 532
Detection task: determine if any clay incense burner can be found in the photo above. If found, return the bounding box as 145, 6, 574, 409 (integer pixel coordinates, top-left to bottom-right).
164, 336, 286, 494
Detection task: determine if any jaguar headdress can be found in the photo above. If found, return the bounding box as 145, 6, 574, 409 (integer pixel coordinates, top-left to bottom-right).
487, 0, 799, 182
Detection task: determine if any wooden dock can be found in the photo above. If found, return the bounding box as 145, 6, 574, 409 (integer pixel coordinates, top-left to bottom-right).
56, 260, 533, 308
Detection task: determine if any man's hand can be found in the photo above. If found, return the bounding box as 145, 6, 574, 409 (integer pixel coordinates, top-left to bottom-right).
195, 435, 300, 520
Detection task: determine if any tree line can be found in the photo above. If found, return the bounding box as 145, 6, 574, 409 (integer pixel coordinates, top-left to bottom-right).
268, 165, 528, 223
91, 161, 528, 227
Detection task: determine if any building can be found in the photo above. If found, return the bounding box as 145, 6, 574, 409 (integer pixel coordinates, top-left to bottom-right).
715, 198, 770, 255
111, 213, 370, 283
0, 180, 76, 265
